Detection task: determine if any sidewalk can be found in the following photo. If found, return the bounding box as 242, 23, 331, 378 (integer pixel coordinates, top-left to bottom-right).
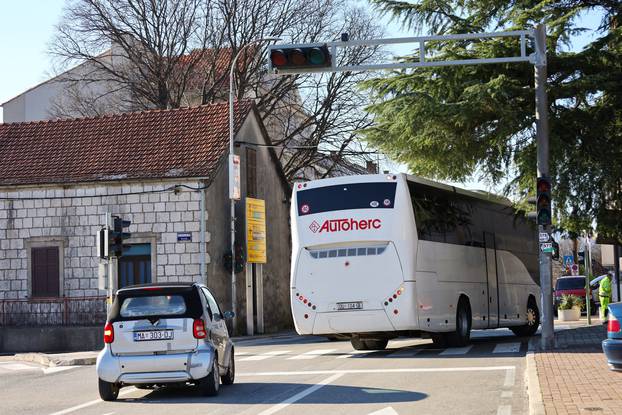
531, 319, 622, 415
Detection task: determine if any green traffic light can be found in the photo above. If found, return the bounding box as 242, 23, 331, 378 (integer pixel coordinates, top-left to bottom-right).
308, 47, 326, 65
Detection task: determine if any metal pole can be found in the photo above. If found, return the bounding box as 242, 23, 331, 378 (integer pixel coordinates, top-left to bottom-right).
229, 37, 280, 335
200, 185, 207, 286
585, 234, 591, 325
534, 23, 554, 350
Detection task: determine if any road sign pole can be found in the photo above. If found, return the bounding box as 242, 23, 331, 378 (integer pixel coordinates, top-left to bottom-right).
534, 24, 554, 351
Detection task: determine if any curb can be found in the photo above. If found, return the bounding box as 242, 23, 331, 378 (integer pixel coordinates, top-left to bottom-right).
526, 338, 545, 415
13, 352, 97, 367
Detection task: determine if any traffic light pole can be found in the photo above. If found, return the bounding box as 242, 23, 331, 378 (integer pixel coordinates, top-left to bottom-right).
534, 24, 554, 351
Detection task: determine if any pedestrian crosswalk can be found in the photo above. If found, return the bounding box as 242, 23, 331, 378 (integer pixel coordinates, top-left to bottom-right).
237, 341, 524, 363
0, 361, 78, 375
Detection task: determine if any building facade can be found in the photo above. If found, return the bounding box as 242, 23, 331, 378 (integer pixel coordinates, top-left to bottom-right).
0, 102, 292, 338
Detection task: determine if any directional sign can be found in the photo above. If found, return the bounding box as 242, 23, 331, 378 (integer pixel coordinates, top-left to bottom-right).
539, 232, 549, 243
540, 242, 553, 253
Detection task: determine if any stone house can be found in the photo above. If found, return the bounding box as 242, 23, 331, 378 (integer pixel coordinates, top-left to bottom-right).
0, 101, 291, 346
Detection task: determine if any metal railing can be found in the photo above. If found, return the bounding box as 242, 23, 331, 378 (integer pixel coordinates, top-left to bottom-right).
0, 296, 107, 327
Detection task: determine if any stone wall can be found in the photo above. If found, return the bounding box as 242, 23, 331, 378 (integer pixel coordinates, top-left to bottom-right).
0, 179, 205, 300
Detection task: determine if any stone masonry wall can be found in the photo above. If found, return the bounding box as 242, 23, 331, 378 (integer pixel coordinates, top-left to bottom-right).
0, 179, 206, 300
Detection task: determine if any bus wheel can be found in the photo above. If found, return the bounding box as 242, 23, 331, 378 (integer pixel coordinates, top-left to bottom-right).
511, 298, 540, 337
364, 339, 388, 350
351, 338, 368, 350
448, 299, 471, 347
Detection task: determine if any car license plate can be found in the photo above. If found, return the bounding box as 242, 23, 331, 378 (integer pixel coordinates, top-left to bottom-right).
337, 301, 363, 311
133, 330, 174, 342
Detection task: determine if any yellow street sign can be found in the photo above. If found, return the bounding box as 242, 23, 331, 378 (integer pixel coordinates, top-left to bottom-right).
246, 198, 266, 263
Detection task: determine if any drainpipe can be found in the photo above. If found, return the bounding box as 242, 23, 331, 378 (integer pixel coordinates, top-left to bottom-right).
200, 183, 207, 285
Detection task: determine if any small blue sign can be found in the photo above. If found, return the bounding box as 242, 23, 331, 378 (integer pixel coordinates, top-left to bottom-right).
563, 255, 574, 266
177, 232, 192, 242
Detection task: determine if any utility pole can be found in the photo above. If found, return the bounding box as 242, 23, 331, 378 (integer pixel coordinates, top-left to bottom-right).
534, 24, 554, 350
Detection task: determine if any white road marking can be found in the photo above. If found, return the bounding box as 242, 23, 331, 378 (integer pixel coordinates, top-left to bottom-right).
493, 343, 521, 354
501, 391, 513, 398
439, 346, 472, 356
368, 407, 399, 415
239, 350, 291, 361
43, 366, 79, 375
287, 349, 336, 360
256, 373, 344, 415
503, 368, 516, 388
235, 351, 250, 356
497, 405, 512, 415
0, 362, 39, 371
238, 365, 515, 377
336, 350, 372, 359
48, 387, 137, 415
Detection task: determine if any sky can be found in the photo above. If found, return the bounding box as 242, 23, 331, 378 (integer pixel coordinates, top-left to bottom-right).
0, 1, 605, 192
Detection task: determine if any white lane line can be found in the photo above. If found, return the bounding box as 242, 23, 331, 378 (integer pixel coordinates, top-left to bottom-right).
235, 351, 250, 356
493, 343, 521, 354
336, 350, 372, 359
256, 373, 344, 415
0, 363, 39, 371
287, 349, 336, 360
48, 387, 137, 415
238, 365, 515, 377
239, 350, 291, 361
43, 366, 79, 375
503, 368, 516, 388
501, 391, 513, 398
386, 348, 421, 358
497, 405, 512, 415
368, 407, 399, 415
439, 346, 472, 356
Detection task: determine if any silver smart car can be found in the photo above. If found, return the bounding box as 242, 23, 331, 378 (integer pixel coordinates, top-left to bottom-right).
96, 283, 235, 401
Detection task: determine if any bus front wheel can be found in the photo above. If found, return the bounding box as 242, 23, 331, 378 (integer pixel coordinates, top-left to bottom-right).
448, 299, 472, 347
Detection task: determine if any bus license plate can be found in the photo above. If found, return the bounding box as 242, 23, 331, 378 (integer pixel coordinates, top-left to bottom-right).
133, 330, 174, 342
337, 301, 363, 311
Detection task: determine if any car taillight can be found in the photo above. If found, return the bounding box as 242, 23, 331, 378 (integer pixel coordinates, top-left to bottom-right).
103, 322, 114, 344
608, 315, 620, 334
193, 319, 207, 339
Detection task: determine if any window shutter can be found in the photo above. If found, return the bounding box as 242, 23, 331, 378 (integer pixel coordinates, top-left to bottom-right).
31, 247, 60, 297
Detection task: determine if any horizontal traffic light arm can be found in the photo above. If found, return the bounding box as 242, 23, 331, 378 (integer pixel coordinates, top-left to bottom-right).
268, 30, 535, 75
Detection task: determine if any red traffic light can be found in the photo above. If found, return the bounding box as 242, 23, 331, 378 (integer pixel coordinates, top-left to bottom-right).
536, 177, 552, 226
269, 45, 332, 72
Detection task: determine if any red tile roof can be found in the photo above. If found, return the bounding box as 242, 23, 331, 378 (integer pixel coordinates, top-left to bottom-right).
0, 101, 253, 186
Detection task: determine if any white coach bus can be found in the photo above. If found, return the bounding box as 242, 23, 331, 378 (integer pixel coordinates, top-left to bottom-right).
290, 173, 540, 350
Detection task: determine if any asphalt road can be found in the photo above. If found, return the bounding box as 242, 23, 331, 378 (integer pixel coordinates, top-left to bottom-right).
0, 329, 537, 415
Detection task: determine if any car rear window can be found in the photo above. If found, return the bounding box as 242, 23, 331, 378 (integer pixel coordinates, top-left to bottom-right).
120, 295, 187, 318
556, 278, 585, 290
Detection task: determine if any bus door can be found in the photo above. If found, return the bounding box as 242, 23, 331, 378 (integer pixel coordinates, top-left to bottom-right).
484, 232, 500, 328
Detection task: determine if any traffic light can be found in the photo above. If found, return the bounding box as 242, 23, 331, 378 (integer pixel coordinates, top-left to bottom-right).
536, 177, 552, 226
223, 243, 245, 274
269, 44, 332, 73
109, 216, 131, 257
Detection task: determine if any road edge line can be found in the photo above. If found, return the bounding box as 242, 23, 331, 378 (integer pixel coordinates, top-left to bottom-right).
526, 338, 545, 415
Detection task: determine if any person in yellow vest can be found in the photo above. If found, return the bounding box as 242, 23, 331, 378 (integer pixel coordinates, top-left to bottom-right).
599, 273, 613, 323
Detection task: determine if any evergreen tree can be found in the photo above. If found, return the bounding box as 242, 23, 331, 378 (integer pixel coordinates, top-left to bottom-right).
364, 1, 622, 239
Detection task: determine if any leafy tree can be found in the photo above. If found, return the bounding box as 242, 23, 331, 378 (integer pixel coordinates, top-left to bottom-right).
364, 0, 622, 240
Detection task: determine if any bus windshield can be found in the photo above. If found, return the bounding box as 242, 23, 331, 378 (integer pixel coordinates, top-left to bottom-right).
296, 182, 397, 216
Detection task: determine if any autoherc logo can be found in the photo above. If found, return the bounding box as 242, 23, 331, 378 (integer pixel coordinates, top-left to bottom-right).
309, 221, 321, 233
309, 218, 382, 233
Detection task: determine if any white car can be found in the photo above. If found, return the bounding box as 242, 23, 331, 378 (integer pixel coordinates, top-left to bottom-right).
96, 283, 235, 401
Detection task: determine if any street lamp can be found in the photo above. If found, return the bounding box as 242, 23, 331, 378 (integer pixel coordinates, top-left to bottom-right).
229, 37, 280, 334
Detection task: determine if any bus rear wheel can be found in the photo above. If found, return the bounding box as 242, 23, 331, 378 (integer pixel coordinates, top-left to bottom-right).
350, 338, 388, 350
511, 299, 540, 337
448, 299, 471, 347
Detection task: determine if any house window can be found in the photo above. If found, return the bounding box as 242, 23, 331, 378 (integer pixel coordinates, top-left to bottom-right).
246, 147, 257, 197
118, 243, 152, 289
31, 247, 61, 298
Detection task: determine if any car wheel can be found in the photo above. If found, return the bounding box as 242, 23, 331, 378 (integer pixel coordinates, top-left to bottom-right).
198, 356, 220, 396
98, 378, 120, 401
511, 299, 540, 337
221, 350, 235, 385
447, 298, 471, 347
